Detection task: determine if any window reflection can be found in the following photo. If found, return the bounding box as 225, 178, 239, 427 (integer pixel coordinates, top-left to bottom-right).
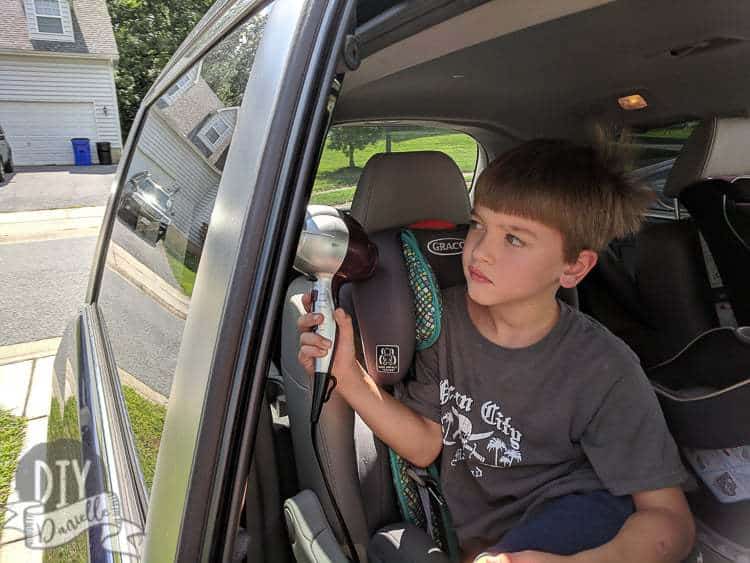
97, 5, 274, 493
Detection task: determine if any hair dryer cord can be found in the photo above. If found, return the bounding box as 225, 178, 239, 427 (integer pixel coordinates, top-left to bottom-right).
311, 414, 361, 562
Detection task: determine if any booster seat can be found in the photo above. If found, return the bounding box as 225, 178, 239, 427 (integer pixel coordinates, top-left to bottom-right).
280, 151, 472, 562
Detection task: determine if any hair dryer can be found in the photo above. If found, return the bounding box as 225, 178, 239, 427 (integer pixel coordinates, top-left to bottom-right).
294, 205, 378, 423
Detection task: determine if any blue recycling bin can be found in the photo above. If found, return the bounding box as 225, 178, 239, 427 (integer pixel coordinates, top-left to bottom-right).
71, 138, 92, 166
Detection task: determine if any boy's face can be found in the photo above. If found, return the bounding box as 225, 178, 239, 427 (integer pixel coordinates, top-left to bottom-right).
462, 204, 576, 308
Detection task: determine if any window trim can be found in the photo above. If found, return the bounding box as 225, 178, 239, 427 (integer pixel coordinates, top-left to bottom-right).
197, 109, 234, 153
160, 64, 201, 106
27, 0, 74, 42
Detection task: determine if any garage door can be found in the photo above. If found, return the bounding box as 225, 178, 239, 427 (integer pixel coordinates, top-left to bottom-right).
0, 101, 97, 165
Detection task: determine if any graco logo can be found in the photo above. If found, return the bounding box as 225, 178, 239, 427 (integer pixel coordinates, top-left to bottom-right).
427, 238, 464, 256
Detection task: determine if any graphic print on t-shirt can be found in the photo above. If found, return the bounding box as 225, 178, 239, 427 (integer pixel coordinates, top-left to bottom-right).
439, 379, 524, 478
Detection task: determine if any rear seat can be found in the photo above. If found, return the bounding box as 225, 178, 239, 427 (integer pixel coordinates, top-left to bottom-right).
579, 117, 750, 450
666, 117, 750, 327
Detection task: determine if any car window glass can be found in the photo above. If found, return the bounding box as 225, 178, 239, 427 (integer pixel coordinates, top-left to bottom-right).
617, 121, 698, 215
311, 124, 479, 208
97, 3, 273, 496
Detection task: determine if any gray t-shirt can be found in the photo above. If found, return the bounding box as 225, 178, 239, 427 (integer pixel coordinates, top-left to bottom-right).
398, 285, 689, 554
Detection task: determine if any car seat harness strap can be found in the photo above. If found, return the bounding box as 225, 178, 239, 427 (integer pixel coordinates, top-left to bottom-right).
384, 227, 462, 562
697, 231, 737, 327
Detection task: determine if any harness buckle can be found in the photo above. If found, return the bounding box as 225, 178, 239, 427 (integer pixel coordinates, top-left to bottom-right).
406, 468, 446, 508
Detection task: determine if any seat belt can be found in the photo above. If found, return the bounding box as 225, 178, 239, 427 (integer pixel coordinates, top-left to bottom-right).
405, 466, 459, 558
697, 232, 737, 327
388, 448, 460, 562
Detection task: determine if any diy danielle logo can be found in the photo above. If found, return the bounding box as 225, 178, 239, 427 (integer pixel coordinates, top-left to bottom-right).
3, 439, 144, 558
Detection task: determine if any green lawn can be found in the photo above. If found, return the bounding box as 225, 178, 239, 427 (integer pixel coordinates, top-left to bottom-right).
44, 398, 87, 563
162, 227, 198, 297
0, 409, 25, 527
311, 186, 357, 206
43, 390, 164, 562
122, 386, 166, 491
311, 131, 478, 206
166, 251, 197, 297
637, 121, 698, 140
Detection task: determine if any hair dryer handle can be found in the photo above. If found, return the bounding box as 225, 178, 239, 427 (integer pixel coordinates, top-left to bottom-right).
311, 277, 336, 423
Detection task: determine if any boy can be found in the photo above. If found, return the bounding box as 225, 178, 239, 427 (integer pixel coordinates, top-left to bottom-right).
298, 140, 695, 562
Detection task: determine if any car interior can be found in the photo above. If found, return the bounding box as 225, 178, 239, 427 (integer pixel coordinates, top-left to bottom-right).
245, 1, 750, 562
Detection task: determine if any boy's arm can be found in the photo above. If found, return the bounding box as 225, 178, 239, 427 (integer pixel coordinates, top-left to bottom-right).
572, 486, 695, 563
337, 360, 443, 468
298, 300, 443, 468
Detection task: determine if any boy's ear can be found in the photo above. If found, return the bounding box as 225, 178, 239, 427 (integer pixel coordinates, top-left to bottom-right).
559, 249, 598, 288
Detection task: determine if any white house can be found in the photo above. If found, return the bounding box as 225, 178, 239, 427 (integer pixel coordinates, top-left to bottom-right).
125, 59, 239, 251
0, 0, 122, 165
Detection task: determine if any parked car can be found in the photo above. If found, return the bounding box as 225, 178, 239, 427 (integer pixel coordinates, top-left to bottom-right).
116, 171, 177, 246
28, 1, 750, 562
0, 123, 13, 183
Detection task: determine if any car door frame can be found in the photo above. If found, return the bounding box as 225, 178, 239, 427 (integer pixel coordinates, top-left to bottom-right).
74, 0, 356, 560
205, 3, 359, 560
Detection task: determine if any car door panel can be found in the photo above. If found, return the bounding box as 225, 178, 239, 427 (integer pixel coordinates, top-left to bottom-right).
43, 1, 353, 561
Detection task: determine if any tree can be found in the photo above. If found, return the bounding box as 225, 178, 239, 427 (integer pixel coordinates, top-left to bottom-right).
327, 126, 383, 168
201, 13, 268, 107
107, 0, 214, 139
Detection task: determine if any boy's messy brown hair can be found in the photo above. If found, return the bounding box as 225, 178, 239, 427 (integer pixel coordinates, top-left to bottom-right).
474, 139, 654, 263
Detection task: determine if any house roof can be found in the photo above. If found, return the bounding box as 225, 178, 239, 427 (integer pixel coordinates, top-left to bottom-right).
0, 0, 118, 58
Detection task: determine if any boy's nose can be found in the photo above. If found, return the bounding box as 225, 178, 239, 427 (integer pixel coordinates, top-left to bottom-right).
472, 236, 494, 264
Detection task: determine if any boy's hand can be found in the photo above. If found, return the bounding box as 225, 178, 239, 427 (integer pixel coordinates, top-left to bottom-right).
297, 291, 360, 385
474, 552, 570, 563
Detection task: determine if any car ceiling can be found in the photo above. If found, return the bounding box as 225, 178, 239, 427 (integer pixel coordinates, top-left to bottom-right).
337, 0, 750, 146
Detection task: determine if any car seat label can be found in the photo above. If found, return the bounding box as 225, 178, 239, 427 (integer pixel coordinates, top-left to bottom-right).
376, 345, 399, 373
427, 237, 464, 256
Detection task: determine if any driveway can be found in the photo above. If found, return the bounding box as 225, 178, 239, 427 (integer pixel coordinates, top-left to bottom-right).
0, 165, 117, 212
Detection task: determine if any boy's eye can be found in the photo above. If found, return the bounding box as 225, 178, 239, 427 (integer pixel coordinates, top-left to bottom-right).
506, 233, 524, 247
469, 219, 483, 230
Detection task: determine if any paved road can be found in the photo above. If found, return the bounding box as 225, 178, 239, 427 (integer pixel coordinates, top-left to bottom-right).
0, 165, 116, 212
113, 222, 180, 290
98, 268, 183, 397
0, 231, 182, 395
0, 166, 185, 395
0, 236, 96, 346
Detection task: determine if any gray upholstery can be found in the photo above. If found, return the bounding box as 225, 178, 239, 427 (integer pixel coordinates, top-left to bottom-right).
280, 277, 369, 561
664, 117, 750, 198
350, 151, 472, 233
283, 489, 350, 563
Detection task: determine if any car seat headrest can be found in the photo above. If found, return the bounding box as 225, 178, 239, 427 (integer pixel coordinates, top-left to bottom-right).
665, 117, 750, 198
349, 151, 471, 234
341, 222, 468, 387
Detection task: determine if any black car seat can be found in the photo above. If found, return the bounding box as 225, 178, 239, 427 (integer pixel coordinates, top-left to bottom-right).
649, 116, 750, 449
580, 222, 717, 370
668, 117, 750, 326
280, 151, 472, 562
580, 117, 750, 450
